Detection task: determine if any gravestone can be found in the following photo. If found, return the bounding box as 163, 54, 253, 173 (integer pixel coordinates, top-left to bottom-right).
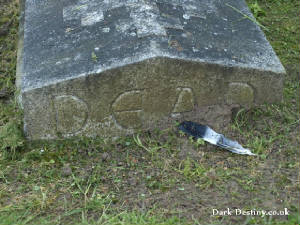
17, 0, 285, 139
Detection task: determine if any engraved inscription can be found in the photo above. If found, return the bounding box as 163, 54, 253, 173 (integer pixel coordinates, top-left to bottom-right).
172, 87, 194, 113
112, 90, 143, 129
53, 95, 88, 135
226, 83, 254, 106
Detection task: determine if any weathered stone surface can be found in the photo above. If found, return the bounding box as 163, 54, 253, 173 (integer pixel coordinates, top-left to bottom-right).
17, 0, 285, 139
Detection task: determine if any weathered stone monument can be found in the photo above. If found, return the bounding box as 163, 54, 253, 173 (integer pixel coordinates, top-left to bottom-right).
17, 0, 285, 139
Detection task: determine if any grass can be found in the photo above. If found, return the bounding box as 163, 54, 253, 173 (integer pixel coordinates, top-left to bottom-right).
0, 0, 299, 224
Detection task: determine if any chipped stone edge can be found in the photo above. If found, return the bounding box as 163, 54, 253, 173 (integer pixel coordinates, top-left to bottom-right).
20, 53, 286, 95
16, 0, 25, 108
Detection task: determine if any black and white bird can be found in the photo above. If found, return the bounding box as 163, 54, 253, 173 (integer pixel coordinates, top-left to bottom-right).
178, 121, 256, 156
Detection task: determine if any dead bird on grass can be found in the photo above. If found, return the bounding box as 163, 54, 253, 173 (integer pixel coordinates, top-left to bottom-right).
178, 121, 256, 156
